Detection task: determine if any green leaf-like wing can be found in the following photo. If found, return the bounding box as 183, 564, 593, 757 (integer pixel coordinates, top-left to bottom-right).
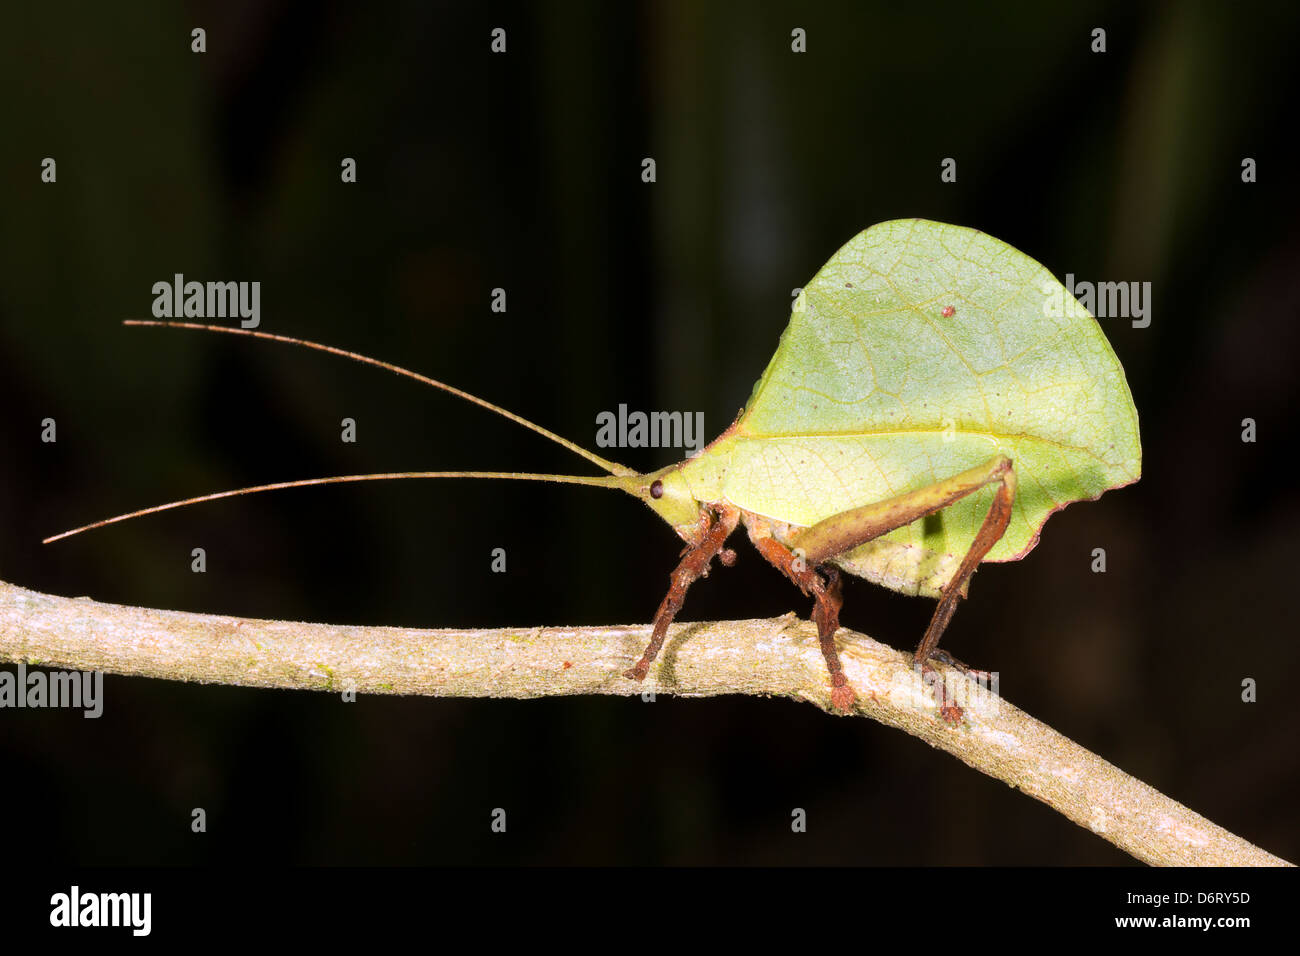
710, 219, 1140, 597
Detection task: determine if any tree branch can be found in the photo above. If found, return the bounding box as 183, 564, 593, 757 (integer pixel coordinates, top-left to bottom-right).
0, 577, 1289, 866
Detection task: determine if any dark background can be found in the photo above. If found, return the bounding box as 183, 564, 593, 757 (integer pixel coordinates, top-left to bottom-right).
2, 1, 1297, 865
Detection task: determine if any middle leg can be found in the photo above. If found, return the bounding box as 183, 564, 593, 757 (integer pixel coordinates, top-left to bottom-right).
746, 522, 856, 712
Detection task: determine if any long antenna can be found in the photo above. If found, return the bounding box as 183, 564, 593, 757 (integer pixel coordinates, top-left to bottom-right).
123, 320, 634, 477
44, 471, 626, 544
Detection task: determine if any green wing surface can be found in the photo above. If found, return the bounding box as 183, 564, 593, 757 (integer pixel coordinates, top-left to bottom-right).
693, 219, 1141, 596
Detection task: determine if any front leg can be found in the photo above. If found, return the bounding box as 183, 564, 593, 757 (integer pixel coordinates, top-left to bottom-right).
626, 504, 740, 682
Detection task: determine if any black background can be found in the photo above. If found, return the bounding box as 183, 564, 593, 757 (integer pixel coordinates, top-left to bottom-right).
2, 1, 1298, 866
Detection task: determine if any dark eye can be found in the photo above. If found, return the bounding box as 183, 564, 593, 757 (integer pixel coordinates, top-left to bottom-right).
649, 480, 664, 499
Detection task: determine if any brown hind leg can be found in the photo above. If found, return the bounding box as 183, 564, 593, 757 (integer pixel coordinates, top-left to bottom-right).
911, 466, 1018, 722
912, 467, 1018, 665
771, 456, 1019, 722
626, 504, 740, 682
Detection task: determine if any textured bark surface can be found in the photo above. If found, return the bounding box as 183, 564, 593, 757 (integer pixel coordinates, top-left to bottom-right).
1, 577, 1289, 867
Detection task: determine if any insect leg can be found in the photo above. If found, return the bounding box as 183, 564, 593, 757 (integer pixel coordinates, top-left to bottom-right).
790, 455, 1016, 721
912, 464, 1017, 666
812, 566, 854, 712
625, 504, 741, 682
745, 525, 855, 712
794, 455, 1014, 567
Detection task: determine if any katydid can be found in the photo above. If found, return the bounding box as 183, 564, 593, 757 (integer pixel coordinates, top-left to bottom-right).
47, 219, 1142, 717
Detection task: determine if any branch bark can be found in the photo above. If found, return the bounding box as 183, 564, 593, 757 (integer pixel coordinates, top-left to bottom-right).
1, 577, 1289, 867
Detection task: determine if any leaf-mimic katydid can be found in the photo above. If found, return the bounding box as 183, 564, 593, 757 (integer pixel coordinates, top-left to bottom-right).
48, 220, 1142, 718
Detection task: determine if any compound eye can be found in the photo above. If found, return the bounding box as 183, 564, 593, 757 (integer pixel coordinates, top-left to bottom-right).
649, 480, 664, 499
